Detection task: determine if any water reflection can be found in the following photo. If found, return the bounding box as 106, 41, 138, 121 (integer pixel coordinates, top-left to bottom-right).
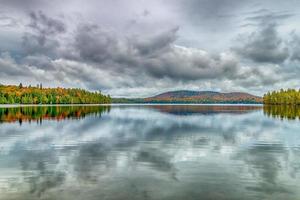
264, 105, 300, 120
0, 105, 299, 200
147, 104, 262, 115
0, 105, 110, 124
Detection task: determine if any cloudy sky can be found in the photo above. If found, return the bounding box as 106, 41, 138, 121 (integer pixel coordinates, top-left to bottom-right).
0, 0, 300, 97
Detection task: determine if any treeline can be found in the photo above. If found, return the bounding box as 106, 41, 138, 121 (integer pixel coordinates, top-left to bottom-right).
263, 89, 300, 105
0, 84, 111, 104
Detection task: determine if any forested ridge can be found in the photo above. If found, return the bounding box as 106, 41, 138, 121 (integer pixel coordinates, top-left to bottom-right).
0, 84, 111, 104
263, 89, 300, 105
113, 90, 262, 104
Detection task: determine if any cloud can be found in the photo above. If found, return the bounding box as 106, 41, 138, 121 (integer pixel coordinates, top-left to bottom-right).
71, 24, 239, 83
0, 52, 31, 76
73, 24, 126, 64
0, 0, 55, 14
22, 11, 66, 57
233, 9, 296, 64
28, 11, 66, 35
234, 23, 289, 64
244, 10, 294, 26
72, 24, 178, 64
133, 27, 178, 57
234, 64, 282, 88
0, 15, 19, 27
0, 16, 284, 97
144, 46, 239, 80
179, 0, 244, 30
289, 32, 300, 61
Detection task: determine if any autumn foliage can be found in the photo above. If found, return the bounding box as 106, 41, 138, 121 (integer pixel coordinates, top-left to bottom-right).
263, 89, 300, 105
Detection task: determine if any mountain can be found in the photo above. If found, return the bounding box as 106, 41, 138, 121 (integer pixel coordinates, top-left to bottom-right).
112, 90, 262, 104
144, 90, 262, 104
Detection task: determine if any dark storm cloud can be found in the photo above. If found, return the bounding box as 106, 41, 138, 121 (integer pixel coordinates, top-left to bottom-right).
133, 27, 178, 57
22, 11, 66, 57
233, 9, 296, 64
22, 34, 60, 57
234, 23, 289, 64
71, 23, 239, 82
74, 24, 126, 64
143, 48, 238, 80
28, 11, 66, 35
73, 24, 177, 64
22, 55, 56, 70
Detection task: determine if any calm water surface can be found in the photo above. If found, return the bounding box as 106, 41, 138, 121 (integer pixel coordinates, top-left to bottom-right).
0, 104, 299, 200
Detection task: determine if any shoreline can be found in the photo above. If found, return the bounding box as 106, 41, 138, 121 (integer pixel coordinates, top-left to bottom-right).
0, 103, 263, 108
0, 104, 111, 108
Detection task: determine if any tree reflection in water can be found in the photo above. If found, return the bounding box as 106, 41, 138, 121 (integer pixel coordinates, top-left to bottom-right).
0, 105, 110, 124
263, 105, 300, 120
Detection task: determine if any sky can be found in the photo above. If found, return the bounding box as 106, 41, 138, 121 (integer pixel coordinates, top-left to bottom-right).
0, 0, 300, 97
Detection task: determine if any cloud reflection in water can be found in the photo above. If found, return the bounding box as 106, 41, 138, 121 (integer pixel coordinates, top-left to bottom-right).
0, 105, 299, 200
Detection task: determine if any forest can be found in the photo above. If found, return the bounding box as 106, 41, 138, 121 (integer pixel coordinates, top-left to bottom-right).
263, 89, 300, 105
0, 84, 111, 104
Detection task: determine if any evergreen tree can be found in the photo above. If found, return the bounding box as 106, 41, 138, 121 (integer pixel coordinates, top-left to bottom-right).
0, 84, 111, 104
263, 89, 300, 105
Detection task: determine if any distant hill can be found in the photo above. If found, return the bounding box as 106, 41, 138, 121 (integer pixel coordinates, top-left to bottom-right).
113, 90, 263, 104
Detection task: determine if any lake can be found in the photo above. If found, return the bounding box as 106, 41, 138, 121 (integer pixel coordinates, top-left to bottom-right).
0, 104, 299, 200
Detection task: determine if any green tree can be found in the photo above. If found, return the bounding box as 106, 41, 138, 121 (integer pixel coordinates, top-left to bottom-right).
0, 84, 111, 104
